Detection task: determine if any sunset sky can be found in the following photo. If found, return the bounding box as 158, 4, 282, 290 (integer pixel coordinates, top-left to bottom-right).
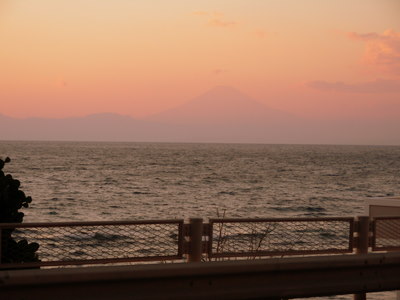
1, 0, 399, 121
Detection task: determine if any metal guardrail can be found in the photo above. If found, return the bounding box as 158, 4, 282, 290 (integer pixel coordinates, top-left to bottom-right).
2, 252, 400, 300
1, 216, 400, 269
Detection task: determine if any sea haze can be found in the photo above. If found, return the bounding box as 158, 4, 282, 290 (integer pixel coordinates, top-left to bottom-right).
1, 86, 399, 145
1, 141, 399, 222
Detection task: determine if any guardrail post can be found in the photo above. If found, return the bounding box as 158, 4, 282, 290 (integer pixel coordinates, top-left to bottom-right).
354, 216, 370, 300
188, 218, 203, 263
356, 216, 370, 255
0, 228, 2, 264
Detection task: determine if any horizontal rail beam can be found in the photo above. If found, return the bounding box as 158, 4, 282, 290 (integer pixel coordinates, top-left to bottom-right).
1, 252, 400, 299
0, 255, 184, 270
208, 248, 353, 258
209, 217, 354, 223
0, 219, 184, 228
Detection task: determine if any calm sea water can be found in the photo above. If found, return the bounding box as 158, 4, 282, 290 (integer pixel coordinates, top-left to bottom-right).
1, 141, 400, 299
1, 141, 399, 222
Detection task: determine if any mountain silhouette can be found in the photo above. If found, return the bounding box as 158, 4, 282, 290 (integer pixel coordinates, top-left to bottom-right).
0, 113, 171, 142
145, 86, 308, 143
146, 85, 295, 126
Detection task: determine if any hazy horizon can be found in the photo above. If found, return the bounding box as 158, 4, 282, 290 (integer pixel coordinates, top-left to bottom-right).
0, 85, 399, 145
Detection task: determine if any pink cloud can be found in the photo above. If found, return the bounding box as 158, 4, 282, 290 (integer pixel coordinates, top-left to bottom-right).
193, 11, 267, 38
213, 69, 228, 75
348, 29, 400, 75
55, 77, 67, 88
306, 79, 400, 93
254, 29, 267, 39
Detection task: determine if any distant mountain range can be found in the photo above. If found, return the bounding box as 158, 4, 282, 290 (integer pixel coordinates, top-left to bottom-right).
1, 86, 399, 145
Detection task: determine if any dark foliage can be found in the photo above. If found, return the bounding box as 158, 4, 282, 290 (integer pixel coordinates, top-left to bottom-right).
0, 157, 39, 264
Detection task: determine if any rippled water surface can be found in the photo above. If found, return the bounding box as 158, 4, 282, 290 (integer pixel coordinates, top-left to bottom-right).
1, 141, 399, 222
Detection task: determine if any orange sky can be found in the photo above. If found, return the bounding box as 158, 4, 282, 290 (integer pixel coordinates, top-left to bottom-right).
0, 0, 399, 120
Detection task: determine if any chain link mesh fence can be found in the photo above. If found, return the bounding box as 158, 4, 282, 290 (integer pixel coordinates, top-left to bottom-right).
0, 220, 184, 268
7, 216, 400, 268
372, 217, 400, 251
208, 218, 354, 259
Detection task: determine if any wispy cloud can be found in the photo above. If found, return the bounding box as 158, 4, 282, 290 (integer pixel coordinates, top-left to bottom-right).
348, 29, 400, 75
306, 79, 400, 93
192, 10, 268, 38
193, 11, 238, 29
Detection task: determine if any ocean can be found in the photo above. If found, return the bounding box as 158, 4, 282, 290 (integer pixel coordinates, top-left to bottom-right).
1, 141, 400, 299
1, 141, 399, 222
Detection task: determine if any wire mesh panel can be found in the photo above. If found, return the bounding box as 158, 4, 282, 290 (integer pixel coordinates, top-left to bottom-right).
0, 220, 184, 268
372, 217, 400, 251
208, 218, 354, 258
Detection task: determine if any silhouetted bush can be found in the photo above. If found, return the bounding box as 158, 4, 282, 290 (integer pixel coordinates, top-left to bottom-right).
0, 157, 39, 264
